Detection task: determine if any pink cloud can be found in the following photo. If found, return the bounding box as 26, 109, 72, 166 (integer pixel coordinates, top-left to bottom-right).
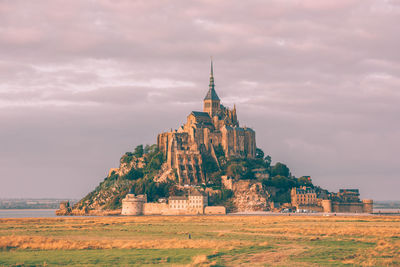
299, 0, 361, 11
0, 27, 43, 45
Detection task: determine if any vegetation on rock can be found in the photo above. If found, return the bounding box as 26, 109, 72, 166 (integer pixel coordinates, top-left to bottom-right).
73, 144, 320, 213
73, 144, 171, 211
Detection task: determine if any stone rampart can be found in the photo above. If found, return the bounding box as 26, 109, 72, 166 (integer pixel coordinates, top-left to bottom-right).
297, 205, 323, 212
321, 199, 332, 213
362, 199, 373, 213
143, 203, 168, 215
121, 194, 146, 215
332, 202, 364, 213
205, 206, 226, 214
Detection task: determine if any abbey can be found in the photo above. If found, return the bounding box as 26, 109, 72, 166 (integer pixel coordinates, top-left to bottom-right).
157, 62, 256, 185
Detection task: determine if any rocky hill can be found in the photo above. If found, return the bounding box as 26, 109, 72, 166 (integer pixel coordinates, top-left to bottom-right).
63, 145, 173, 215
59, 144, 316, 215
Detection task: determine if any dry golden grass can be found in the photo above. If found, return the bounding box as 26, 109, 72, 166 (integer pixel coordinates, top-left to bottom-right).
0, 235, 249, 250
1, 215, 399, 266
190, 254, 216, 267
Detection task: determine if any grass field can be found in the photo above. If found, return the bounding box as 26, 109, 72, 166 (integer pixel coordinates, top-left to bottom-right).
0, 215, 399, 266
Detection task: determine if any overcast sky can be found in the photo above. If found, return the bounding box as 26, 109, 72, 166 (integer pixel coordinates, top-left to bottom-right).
1, 0, 399, 200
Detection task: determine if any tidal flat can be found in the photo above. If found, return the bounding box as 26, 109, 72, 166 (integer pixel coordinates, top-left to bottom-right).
0, 215, 399, 266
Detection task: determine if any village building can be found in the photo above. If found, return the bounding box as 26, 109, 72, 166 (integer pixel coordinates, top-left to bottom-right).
169, 191, 208, 213
290, 187, 373, 213
291, 186, 318, 207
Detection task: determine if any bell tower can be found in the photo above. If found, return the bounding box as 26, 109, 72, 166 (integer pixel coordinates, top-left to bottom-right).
203, 60, 220, 117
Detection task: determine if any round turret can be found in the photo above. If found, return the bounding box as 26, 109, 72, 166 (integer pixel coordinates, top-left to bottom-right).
362, 199, 373, 213
322, 199, 332, 213
121, 194, 146, 215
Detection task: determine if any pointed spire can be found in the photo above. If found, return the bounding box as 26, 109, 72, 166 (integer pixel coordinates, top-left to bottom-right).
211, 58, 214, 76
204, 58, 220, 101
209, 57, 215, 90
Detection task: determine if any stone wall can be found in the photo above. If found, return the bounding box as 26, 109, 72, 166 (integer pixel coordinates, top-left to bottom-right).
321, 199, 332, 213
332, 202, 364, 213
317, 199, 374, 213
362, 199, 373, 213
121, 200, 143, 215
205, 206, 226, 215
143, 203, 168, 215
121, 194, 146, 215
297, 205, 323, 212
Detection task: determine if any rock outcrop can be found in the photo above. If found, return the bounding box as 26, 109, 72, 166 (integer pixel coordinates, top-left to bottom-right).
60, 154, 144, 215
232, 180, 270, 212
55, 201, 71, 216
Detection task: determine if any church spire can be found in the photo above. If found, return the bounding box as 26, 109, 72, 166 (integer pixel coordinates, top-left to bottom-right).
209, 58, 215, 90
204, 58, 220, 101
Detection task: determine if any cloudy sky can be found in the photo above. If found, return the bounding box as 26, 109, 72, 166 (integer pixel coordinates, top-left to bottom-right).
1, 0, 399, 200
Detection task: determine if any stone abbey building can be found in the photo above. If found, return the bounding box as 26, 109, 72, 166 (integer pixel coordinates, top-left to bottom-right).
157, 62, 256, 185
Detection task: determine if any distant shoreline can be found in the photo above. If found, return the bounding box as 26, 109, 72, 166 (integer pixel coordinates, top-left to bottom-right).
0, 208, 58, 210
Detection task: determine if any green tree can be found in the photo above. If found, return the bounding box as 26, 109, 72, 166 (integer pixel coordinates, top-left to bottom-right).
147, 152, 164, 171
256, 148, 264, 159
214, 144, 225, 158
226, 162, 245, 179
264, 155, 272, 168
124, 168, 143, 181
298, 176, 313, 186
270, 162, 290, 177
202, 152, 219, 176
144, 144, 158, 156
133, 145, 144, 157
210, 189, 234, 205
262, 175, 296, 190
121, 152, 134, 164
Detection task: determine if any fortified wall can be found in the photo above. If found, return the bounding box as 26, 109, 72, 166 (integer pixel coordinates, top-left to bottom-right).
121, 194, 146, 215
291, 187, 373, 213
121, 192, 226, 215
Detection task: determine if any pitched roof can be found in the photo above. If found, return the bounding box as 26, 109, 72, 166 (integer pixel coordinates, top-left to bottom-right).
204, 88, 220, 101
191, 111, 210, 118
295, 187, 316, 194
205, 59, 220, 101
169, 196, 188, 201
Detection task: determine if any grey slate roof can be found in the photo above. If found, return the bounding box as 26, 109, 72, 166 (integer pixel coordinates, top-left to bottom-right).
191, 111, 211, 118
169, 196, 188, 201
204, 88, 220, 101
295, 187, 316, 194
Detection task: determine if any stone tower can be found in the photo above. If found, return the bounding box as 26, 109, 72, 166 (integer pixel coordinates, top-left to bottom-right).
157, 61, 257, 185
203, 60, 220, 117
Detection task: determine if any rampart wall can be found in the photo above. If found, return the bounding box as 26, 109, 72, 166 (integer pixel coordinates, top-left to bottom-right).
332, 202, 364, 213
297, 205, 323, 212
142, 203, 168, 215
121, 200, 144, 215
204, 206, 226, 214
